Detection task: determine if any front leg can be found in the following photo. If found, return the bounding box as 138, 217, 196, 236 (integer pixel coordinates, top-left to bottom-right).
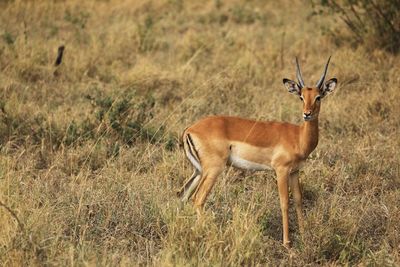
275, 167, 291, 247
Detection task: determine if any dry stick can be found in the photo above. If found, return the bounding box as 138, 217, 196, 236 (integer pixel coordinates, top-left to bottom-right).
0, 200, 42, 259
53, 45, 65, 77
54, 45, 65, 66
0, 200, 24, 232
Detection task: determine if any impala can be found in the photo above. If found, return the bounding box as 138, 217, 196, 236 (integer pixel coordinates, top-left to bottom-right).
177, 57, 337, 247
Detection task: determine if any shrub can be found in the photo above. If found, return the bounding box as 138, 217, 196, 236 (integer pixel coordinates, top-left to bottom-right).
313, 0, 400, 53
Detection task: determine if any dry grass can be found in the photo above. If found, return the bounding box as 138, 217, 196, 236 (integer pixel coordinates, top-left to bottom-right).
0, 0, 399, 266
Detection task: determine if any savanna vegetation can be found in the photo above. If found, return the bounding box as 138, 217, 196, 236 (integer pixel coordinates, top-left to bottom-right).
0, 0, 399, 266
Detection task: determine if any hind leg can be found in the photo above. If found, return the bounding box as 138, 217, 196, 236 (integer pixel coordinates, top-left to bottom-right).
192, 165, 224, 216
289, 171, 304, 234
177, 169, 202, 202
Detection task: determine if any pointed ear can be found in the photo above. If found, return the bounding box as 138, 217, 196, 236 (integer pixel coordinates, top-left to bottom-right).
321, 78, 337, 97
283, 78, 301, 95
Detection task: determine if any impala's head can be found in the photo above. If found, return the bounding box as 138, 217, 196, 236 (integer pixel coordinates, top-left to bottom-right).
283, 57, 337, 121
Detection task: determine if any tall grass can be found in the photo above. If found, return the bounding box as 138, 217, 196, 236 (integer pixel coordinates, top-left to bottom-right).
0, 0, 399, 265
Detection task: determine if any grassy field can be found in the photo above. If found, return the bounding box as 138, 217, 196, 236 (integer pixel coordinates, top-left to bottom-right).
0, 0, 399, 265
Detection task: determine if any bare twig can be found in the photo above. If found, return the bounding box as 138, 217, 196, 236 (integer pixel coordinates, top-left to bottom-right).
54, 45, 65, 66
0, 200, 24, 232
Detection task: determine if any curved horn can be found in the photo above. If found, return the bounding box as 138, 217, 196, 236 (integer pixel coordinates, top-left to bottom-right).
295, 57, 305, 88
316, 56, 331, 89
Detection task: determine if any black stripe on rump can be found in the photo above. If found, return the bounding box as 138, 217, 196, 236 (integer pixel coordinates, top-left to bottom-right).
187, 134, 201, 164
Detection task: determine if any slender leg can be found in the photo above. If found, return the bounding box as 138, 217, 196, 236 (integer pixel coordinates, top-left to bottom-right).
192, 167, 224, 217
276, 167, 290, 247
289, 171, 304, 235
177, 170, 200, 200
181, 173, 201, 202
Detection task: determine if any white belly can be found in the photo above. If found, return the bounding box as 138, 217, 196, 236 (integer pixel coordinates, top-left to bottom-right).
228, 154, 272, 171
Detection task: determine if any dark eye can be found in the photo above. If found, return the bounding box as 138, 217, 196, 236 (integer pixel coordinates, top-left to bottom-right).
299, 96, 304, 101
315, 96, 321, 102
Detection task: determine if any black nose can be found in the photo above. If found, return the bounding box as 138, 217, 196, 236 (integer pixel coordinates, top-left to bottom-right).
304, 111, 311, 116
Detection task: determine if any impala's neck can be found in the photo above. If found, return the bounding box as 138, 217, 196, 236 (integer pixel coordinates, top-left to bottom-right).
299, 118, 319, 157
